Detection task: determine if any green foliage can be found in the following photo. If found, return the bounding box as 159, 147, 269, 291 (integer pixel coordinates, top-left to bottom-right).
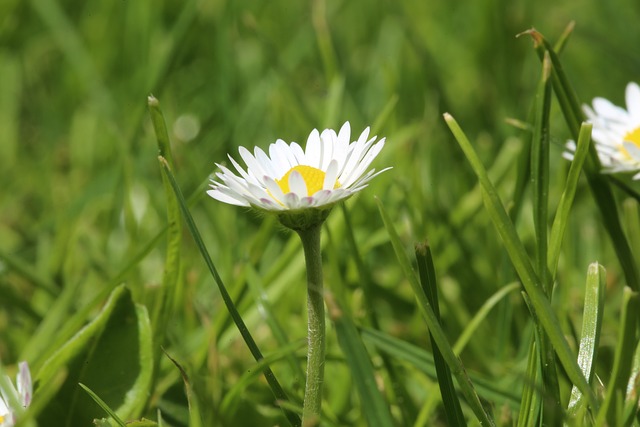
1, 0, 640, 425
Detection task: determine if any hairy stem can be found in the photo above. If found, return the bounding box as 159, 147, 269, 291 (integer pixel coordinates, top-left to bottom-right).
297, 223, 326, 426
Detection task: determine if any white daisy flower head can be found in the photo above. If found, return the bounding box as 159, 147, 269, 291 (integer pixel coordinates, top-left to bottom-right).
0, 362, 32, 427
564, 82, 640, 179
207, 121, 390, 230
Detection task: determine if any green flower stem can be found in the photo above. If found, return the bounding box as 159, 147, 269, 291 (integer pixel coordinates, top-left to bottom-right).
297, 223, 326, 425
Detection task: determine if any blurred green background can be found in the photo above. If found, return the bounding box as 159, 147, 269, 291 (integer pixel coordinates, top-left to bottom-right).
1, 0, 640, 425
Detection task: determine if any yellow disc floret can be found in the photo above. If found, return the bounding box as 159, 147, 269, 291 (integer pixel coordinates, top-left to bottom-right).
277, 165, 337, 196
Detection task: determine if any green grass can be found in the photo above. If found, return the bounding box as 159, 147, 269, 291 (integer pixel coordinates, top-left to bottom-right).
1, 0, 640, 425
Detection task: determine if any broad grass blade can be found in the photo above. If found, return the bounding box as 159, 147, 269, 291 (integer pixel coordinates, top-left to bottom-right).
567, 262, 605, 418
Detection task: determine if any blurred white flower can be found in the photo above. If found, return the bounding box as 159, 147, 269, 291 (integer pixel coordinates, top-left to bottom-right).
0, 362, 32, 427
207, 122, 389, 212
565, 82, 640, 179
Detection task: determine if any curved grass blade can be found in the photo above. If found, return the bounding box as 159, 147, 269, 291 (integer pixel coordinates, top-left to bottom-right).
325, 294, 395, 427
415, 242, 466, 426
453, 282, 520, 353
567, 262, 606, 417
376, 198, 495, 426
360, 327, 521, 407
161, 349, 203, 427
219, 339, 306, 419
548, 123, 592, 279
443, 113, 598, 412
78, 383, 127, 427
157, 156, 301, 427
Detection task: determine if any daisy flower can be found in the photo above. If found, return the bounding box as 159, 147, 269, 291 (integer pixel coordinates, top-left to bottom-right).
565, 82, 640, 179
0, 362, 32, 427
207, 121, 389, 229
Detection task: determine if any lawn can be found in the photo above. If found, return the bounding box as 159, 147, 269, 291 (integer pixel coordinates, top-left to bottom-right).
1, 0, 640, 425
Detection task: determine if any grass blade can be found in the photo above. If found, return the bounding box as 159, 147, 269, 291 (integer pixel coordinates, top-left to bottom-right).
568, 262, 606, 418
376, 197, 495, 426
325, 294, 395, 427
548, 123, 592, 279
621, 340, 640, 426
530, 52, 562, 424
161, 350, 203, 427
516, 338, 541, 427
415, 242, 466, 426
443, 113, 598, 412
453, 282, 520, 353
78, 383, 127, 427
157, 156, 301, 427
595, 287, 640, 427
147, 95, 183, 366
527, 29, 640, 293
340, 204, 418, 424
530, 52, 552, 294
360, 327, 521, 407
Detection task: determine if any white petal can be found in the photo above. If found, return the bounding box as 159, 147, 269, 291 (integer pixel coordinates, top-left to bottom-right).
228, 155, 260, 186
622, 142, 640, 161
632, 171, 640, 180
300, 196, 315, 207
626, 82, 640, 123
288, 170, 308, 196
207, 189, 249, 206
283, 192, 302, 209
340, 135, 378, 181
592, 97, 629, 123
323, 159, 339, 190
254, 146, 277, 178
319, 128, 336, 170
239, 146, 268, 178
290, 142, 307, 166
305, 129, 321, 167
263, 176, 286, 204
349, 167, 391, 191
246, 182, 275, 202
310, 189, 332, 205
257, 198, 285, 210
341, 139, 385, 187
337, 121, 351, 146
17, 362, 32, 407
324, 188, 350, 204
269, 140, 294, 178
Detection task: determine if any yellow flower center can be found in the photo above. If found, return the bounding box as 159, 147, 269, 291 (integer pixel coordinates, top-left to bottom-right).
621, 127, 640, 159
0, 415, 5, 422
276, 165, 339, 196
